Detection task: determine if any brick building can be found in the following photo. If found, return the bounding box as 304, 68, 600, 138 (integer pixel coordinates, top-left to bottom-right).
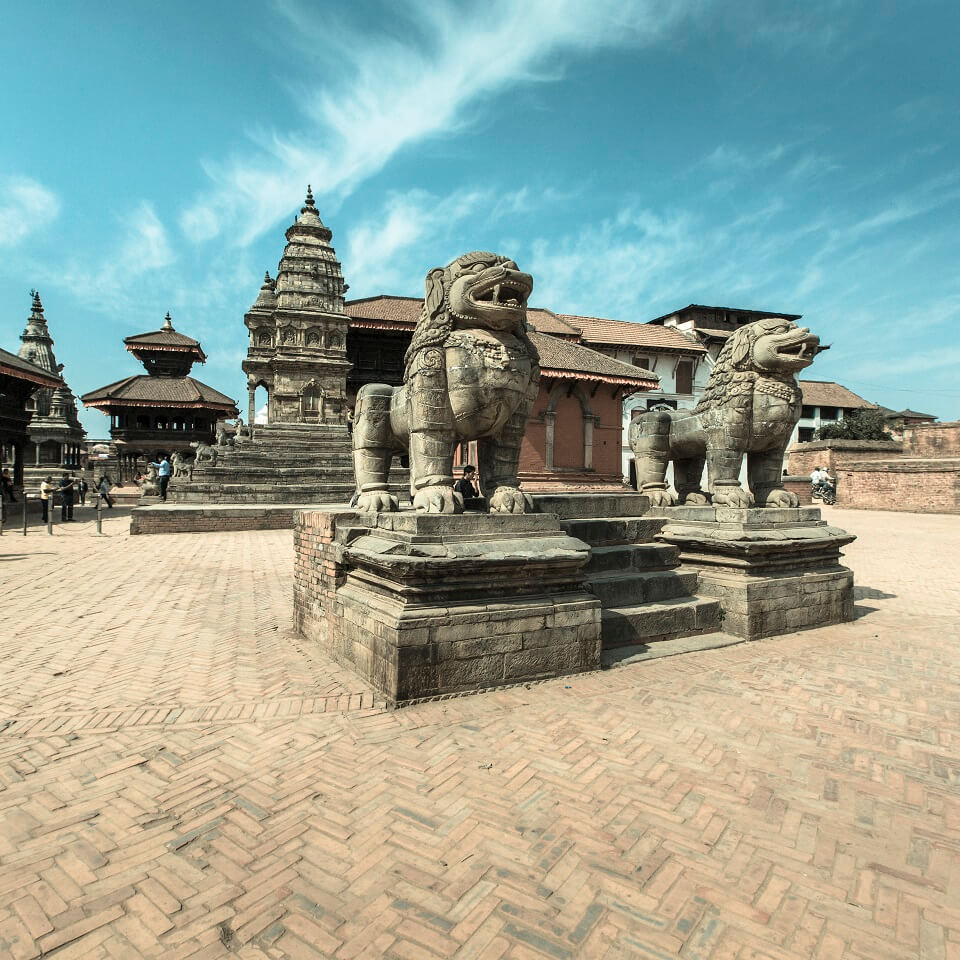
790, 380, 876, 444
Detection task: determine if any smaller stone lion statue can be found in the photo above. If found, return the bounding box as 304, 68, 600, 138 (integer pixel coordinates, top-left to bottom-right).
171, 451, 193, 480
191, 441, 218, 466
139, 462, 160, 497
629, 317, 824, 508
352, 251, 539, 514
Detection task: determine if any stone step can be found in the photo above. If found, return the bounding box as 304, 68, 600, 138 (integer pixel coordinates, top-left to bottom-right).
585, 542, 680, 574
601, 632, 743, 667
601, 596, 722, 649
561, 516, 666, 546
191, 465, 355, 479
586, 569, 699, 607
530, 492, 650, 520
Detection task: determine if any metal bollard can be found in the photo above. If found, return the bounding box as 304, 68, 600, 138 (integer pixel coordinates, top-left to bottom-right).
97, 496, 103, 535
23, 496, 28, 535
47, 502, 53, 535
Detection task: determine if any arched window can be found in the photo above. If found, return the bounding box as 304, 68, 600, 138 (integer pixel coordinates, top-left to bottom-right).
303, 384, 320, 413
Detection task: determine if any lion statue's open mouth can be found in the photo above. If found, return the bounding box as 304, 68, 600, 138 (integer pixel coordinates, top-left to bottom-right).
448, 260, 534, 330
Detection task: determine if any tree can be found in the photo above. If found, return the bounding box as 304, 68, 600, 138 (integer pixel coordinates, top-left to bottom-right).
815, 409, 893, 441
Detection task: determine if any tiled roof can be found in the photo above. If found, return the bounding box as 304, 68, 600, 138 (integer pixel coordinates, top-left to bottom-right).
82, 375, 237, 409
345, 297, 582, 338
693, 327, 734, 341
887, 408, 938, 420
125, 330, 202, 348
344, 296, 421, 325
0, 347, 63, 388
559, 315, 706, 353
531, 333, 657, 387
798, 381, 876, 409
648, 303, 803, 324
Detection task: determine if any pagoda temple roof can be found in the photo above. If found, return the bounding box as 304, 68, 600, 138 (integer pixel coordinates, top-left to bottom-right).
81, 375, 237, 411
0, 346, 63, 389
124, 313, 207, 362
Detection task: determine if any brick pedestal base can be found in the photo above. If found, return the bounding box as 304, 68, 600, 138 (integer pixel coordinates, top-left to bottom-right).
294, 510, 602, 704
647, 506, 857, 640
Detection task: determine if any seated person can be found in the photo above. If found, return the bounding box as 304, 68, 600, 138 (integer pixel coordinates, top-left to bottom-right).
454, 464, 481, 500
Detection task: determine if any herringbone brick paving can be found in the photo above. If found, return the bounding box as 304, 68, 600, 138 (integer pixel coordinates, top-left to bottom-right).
0, 507, 958, 958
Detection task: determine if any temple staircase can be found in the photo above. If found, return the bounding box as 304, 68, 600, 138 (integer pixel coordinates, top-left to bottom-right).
530, 493, 722, 650
169, 422, 407, 504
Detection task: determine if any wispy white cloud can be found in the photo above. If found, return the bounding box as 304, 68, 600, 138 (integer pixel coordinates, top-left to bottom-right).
49, 201, 175, 312
0, 176, 60, 247
180, 0, 704, 247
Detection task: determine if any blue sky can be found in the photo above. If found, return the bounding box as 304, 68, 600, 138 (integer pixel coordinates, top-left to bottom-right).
1, 0, 958, 434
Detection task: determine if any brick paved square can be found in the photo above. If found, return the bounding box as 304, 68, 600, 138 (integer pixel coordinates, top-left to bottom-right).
1, 507, 958, 958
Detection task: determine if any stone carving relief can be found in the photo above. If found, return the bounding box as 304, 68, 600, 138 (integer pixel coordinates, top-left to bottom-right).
629, 317, 824, 507
352, 251, 539, 514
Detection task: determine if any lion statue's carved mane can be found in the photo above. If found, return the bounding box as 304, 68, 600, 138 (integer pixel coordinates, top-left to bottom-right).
629, 317, 823, 508
352, 251, 540, 514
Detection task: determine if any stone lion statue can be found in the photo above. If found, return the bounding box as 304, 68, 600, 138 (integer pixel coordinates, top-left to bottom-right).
352, 251, 539, 514
629, 317, 823, 508
171, 451, 193, 480
139, 462, 160, 497
191, 441, 217, 466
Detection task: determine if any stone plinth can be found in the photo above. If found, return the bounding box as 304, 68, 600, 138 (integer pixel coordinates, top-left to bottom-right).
294, 510, 601, 704
645, 506, 856, 640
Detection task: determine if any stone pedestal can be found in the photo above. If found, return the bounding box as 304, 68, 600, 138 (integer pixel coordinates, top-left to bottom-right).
294, 510, 602, 704
646, 506, 856, 640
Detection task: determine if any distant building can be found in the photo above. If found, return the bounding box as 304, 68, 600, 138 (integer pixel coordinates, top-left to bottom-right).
876, 406, 938, 440
81, 313, 238, 480
15, 292, 85, 480
792, 381, 876, 444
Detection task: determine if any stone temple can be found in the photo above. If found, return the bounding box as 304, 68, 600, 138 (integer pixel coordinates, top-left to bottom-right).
15, 292, 85, 487
171, 188, 391, 504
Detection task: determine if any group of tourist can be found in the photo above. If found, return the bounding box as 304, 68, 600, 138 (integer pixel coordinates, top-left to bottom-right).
0, 470, 115, 524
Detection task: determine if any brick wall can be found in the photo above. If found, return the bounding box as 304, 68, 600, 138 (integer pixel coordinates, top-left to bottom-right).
903, 421, 960, 458
130, 507, 296, 535
837, 459, 960, 514
787, 440, 903, 476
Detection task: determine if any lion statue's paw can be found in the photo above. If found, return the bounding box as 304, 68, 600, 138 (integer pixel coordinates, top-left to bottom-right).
759, 488, 799, 508
489, 486, 527, 514
682, 491, 710, 505
355, 491, 399, 513
413, 486, 462, 514
711, 485, 754, 508
642, 486, 678, 507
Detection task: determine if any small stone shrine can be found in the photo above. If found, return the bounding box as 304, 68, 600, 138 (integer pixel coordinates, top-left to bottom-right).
15, 292, 85, 487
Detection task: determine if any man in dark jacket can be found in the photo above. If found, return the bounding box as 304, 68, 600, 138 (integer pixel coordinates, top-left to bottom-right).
58, 472, 75, 521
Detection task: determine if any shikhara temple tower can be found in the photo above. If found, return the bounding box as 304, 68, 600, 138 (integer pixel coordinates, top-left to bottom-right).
17, 291, 85, 475
242, 186, 351, 426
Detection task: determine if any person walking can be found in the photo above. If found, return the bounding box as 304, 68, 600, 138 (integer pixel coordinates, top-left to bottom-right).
58, 472, 75, 521
40, 475, 53, 524
97, 475, 114, 509
77, 476, 88, 505
150, 454, 172, 502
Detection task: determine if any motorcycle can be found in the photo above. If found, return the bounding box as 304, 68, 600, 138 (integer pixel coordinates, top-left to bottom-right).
811, 480, 837, 505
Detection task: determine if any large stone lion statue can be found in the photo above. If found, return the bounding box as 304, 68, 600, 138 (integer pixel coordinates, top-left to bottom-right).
352, 251, 540, 514
629, 317, 823, 508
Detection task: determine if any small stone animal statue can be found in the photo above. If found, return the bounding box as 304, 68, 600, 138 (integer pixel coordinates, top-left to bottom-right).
352, 251, 539, 514
233, 417, 249, 444
215, 422, 234, 448
191, 441, 218, 466
629, 316, 824, 508
171, 451, 193, 480
139, 462, 160, 497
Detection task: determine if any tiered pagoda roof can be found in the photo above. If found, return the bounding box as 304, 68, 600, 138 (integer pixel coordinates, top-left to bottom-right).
82, 313, 237, 415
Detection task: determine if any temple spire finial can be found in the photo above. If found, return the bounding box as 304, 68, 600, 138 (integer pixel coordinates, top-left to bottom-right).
301, 184, 317, 214
162, 311, 174, 332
